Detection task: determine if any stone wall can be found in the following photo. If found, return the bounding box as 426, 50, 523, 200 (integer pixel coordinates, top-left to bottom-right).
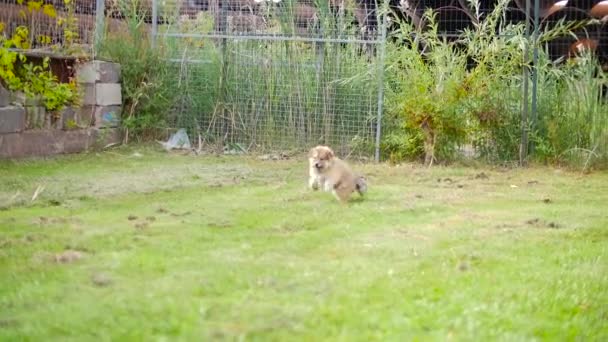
0, 60, 123, 159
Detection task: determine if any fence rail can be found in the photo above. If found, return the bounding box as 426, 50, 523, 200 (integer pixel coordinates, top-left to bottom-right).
162, 32, 385, 45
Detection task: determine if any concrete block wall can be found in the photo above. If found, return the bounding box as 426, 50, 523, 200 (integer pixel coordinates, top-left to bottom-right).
0, 85, 26, 134
76, 60, 123, 128
0, 60, 123, 158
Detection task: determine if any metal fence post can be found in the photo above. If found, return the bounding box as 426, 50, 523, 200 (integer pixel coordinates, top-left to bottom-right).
152, 0, 158, 48
374, 1, 388, 163
94, 0, 105, 59
520, 0, 531, 166
530, 0, 540, 154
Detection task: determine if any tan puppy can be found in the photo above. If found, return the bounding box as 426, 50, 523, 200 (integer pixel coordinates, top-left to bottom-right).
308, 145, 367, 202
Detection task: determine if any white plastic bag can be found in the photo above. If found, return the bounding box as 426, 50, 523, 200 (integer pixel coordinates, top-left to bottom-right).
159, 128, 191, 151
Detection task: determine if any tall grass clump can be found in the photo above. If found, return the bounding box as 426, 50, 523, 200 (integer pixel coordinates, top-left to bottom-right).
98, 0, 178, 142
196, 1, 379, 153
382, 0, 603, 168
160, 11, 222, 143
215, 38, 376, 152
534, 51, 608, 170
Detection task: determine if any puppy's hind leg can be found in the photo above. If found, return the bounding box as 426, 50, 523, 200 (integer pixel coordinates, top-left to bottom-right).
332, 190, 350, 203
332, 183, 354, 203
355, 177, 367, 196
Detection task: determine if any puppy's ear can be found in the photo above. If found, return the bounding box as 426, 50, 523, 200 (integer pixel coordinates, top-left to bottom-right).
308, 147, 317, 158
326, 148, 335, 160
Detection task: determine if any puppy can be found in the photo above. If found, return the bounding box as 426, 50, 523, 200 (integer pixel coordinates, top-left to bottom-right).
308, 145, 367, 202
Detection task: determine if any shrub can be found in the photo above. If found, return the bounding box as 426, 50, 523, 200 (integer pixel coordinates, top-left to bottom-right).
384, 9, 474, 166
383, 0, 602, 168
0, 25, 78, 112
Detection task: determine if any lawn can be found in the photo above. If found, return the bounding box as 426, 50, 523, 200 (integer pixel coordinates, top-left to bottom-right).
1, 146, 607, 341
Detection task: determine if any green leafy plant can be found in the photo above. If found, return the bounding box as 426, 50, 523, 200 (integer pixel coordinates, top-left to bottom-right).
65, 118, 78, 130
19, 58, 77, 111
380, 130, 425, 164
0, 25, 77, 112
0, 0, 81, 113
0, 26, 28, 90
385, 9, 470, 166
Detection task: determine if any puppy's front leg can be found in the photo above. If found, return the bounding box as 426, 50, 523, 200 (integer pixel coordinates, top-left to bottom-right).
308, 176, 319, 190
323, 179, 334, 192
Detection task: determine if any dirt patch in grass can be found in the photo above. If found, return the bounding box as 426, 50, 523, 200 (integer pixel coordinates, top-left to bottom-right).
91, 272, 113, 287
170, 211, 192, 217
54, 250, 85, 263
133, 222, 149, 230
0, 318, 20, 328
208, 221, 234, 229
526, 218, 562, 229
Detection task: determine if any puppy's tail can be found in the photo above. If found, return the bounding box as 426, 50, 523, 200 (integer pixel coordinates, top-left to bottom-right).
355, 176, 367, 196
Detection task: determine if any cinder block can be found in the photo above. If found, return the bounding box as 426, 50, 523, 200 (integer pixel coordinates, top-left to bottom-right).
95, 83, 122, 106
82, 83, 96, 105
0, 106, 26, 133
53, 107, 85, 130
58, 107, 75, 129
25, 106, 47, 129
75, 61, 98, 84
11, 92, 25, 105
0, 85, 9, 107
96, 61, 121, 83
0, 128, 123, 158
94, 105, 121, 128
75, 60, 121, 84
76, 105, 95, 127
11, 92, 42, 106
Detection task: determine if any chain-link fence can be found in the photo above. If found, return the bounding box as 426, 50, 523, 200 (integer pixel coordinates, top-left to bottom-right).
152, 0, 387, 158
151, 0, 607, 162
1, 0, 607, 162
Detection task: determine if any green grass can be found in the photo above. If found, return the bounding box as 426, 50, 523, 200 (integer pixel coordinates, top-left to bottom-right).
1, 146, 607, 340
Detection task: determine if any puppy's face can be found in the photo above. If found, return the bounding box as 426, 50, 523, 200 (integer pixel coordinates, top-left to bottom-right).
308, 145, 335, 172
